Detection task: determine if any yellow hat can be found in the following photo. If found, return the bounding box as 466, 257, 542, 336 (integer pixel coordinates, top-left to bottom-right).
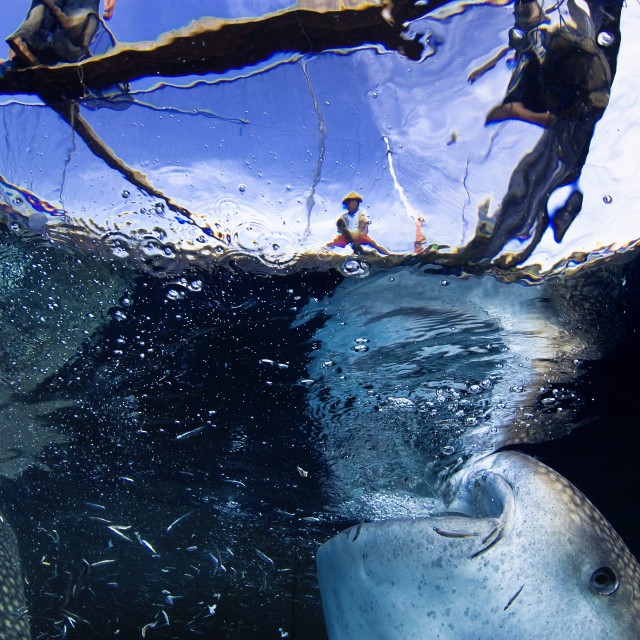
342, 191, 363, 203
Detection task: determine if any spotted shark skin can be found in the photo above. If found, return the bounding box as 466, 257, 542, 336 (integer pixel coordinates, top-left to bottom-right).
317, 451, 640, 640
0, 516, 30, 640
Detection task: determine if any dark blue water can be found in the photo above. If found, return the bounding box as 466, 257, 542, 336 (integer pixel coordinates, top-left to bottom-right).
1, 233, 639, 639
0, 265, 345, 639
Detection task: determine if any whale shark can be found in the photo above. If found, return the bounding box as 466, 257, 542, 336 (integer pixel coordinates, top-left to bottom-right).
317, 450, 640, 639
0, 0, 637, 637
0, 515, 30, 640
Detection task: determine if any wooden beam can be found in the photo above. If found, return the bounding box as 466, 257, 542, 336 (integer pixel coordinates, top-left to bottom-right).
0, 1, 436, 97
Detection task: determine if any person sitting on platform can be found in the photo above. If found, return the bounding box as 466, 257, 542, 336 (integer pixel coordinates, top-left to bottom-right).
328, 191, 391, 256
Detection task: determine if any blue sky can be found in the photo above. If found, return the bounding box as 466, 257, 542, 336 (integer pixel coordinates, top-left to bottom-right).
0, 1, 639, 273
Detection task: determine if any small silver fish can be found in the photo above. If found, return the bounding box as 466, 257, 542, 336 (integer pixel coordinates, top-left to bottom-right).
176, 425, 207, 440
255, 549, 274, 565
108, 526, 134, 543
166, 512, 192, 532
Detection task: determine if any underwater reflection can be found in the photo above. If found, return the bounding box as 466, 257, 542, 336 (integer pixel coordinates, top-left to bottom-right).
301, 268, 592, 518
0, 0, 633, 276
462, 0, 620, 267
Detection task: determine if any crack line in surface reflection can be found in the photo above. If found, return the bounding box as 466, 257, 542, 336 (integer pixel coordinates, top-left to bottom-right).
461, 127, 500, 243
59, 103, 78, 209
383, 134, 419, 221
300, 58, 327, 235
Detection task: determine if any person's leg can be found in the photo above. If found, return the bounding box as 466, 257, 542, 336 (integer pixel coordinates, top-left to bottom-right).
361, 236, 391, 256
327, 235, 349, 249
414, 217, 427, 253
9, 1, 47, 41
6, 2, 48, 65
62, 13, 99, 48
56, 0, 100, 60
58, 0, 100, 29
486, 101, 556, 127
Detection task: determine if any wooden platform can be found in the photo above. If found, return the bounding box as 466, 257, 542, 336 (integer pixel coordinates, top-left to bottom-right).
0, 1, 438, 99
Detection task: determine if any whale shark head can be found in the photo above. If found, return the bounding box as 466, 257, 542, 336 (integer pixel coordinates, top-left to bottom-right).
316, 450, 640, 639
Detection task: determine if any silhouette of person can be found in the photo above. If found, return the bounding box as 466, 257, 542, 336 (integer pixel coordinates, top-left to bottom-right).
462, 0, 615, 266
5, 0, 116, 67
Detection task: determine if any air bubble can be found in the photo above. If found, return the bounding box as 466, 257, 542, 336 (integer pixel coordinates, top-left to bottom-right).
121, 189, 130, 198
188, 280, 203, 292
353, 344, 369, 353
340, 258, 371, 278
354, 337, 369, 344
166, 288, 185, 301
440, 279, 449, 286
238, 184, 247, 193
442, 446, 455, 456
603, 195, 613, 204
596, 31, 614, 47
468, 384, 482, 394
509, 28, 526, 44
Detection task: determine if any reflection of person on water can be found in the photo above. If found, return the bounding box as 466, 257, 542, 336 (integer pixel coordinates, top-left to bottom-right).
414, 217, 429, 254
470, 0, 611, 130
461, 0, 616, 267
4, 0, 116, 69
484, 0, 555, 128
328, 191, 391, 256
